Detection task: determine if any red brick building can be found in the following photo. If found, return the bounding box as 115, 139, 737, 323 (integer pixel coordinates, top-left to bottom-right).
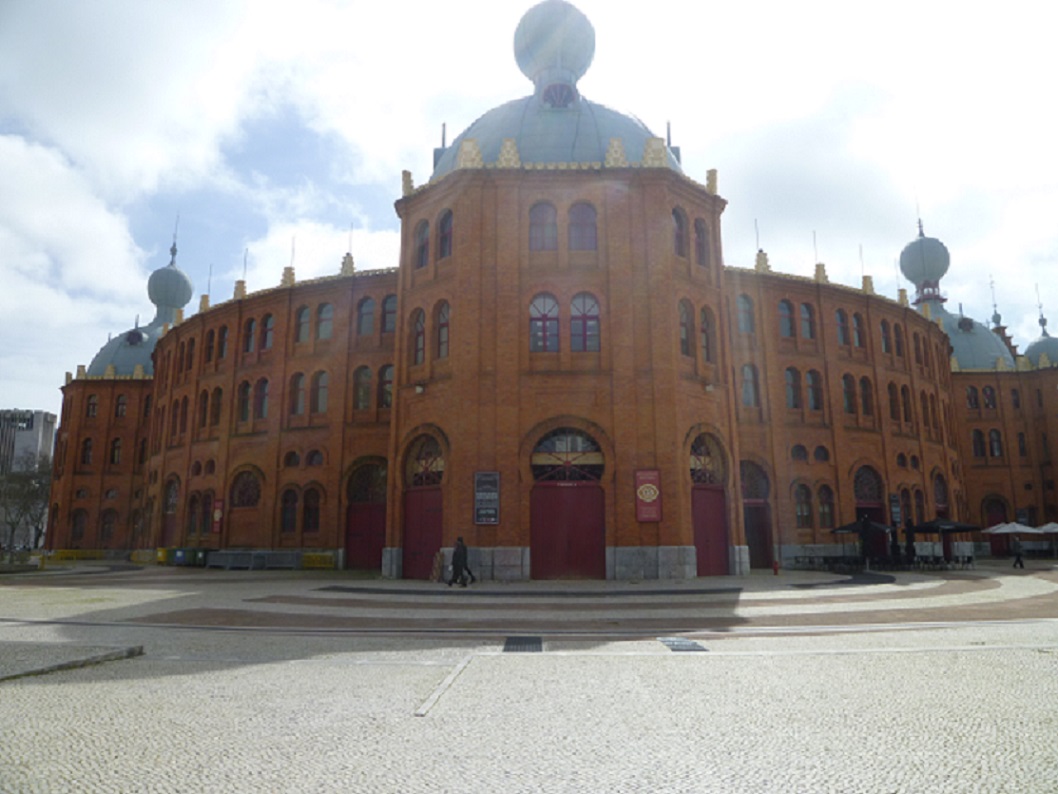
46, 0, 1058, 577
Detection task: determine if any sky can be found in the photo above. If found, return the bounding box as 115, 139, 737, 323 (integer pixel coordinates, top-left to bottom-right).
2, 0, 1056, 417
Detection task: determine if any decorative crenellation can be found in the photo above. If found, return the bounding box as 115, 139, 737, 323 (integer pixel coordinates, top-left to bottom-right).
402, 170, 414, 196
281, 266, 295, 287
862, 275, 874, 295
456, 139, 484, 169
199, 295, 210, 312
604, 138, 628, 168
814, 263, 828, 283
898, 288, 909, 307
175, 308, 184, 325
234, 280, 247, 300
641, 137, 668, 167
755, 249, 771, 272
67, 365, 150, 383
340, 252, 355, 276
706, 169, 717, 195
496, 138, 522, 168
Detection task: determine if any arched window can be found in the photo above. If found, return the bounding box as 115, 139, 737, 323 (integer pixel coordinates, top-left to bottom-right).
972, 429, 986, 457
778, 300, 795, 338
571, 293, 600, 352
842, 374, 856, 414
785, 368, 801, 409
741, 364, 760, 407
381, 295, 397, 333
893, 324, 904, 357
260, 314, 274, 350
205, 329, 215, 362
806, 370, 823, 411
888, 382, 900, 421
254, 379, 269, 419
914, 490, 925, 525
86, 395, 98, 418
294, 309, 308, 343
115, 394, 127, 418
836, 309, 849, 346
852, 313, 865, 348
100, 509, 117, 544
187, 493, 201, 535
109, 438, 121, 465
737, 294, 755, 334
529, 294, 560, 352
169, 400, 179, 441
436, 301, 450, 359
243, 318, 256, 353
568, 203, 597, 251
699, 307, 715, 363
860, 377, 873, 415
1018, 432, 1028, 456
210, 388, 223, 426
989, 429, 1003, 457
913, 333, 923, 364
378, 365, 394, 408
317, 304, 333, 341
529, 202, 557, 251
289, 374, 306, 416
437, 210, 453, 259
303, 488, 321, 532
531, 428, 603, 482
678, 300, 694, 357
929, 394, 939, 434
411, 309, 426, 365
853, 466, 884, 503
982, 386, 996, 409
880, 320, 891, 353
897, 453, 907, 468
791, 444, 808, 461
672, 208, 688, 257
306, 450, 324, 466
353, 367, 372, 410
357, 299, 375, 336
180, 397, 189, 435
795, 485, 813, 528
284, 451, 300, 468
1012, 389, 1021, 409
407, 435, 447, 486
281, 489, 298, 533
901, 385, 913, 423
818, 486, 835, 529
310, 371, 328, 414
694, 219, 709, 267
71, 509, 88, 541
800, 303, 816, 339
217, 326, 229, 358
187, 338, 196, 371
198, 390, 209, 428
235, 387, 250, 428
230, 471, 261, 508
689, 433, 727, 484
414, 220, 430, 268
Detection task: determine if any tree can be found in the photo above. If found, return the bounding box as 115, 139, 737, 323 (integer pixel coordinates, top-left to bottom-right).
0, 452, 51, 562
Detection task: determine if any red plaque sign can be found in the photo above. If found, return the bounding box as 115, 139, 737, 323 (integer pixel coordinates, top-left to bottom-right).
635, 470, 662, 522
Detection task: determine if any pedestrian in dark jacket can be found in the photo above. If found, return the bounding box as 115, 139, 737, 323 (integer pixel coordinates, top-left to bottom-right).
1012, 535, 1025, 569
448, 536, 476, 586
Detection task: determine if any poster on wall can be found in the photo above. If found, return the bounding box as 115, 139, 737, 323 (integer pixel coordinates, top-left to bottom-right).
474, 472, 500, 525
635, 469, 662, 522
212, 499, 224, 533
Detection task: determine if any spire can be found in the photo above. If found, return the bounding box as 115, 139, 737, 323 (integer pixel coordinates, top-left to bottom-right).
169, 214, 180, 267
917, 218, 924, 238
1038, 284, 1050, 338
990, 276, 1002, 327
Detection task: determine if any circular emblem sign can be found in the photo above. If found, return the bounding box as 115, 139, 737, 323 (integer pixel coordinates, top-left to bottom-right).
637, 483, 659, 502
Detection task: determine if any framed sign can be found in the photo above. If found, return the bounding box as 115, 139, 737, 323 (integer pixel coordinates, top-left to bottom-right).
212, 499, 224, 533
889, 493, 901, 527
474, 472, 500, 525
635, 469, 662, 522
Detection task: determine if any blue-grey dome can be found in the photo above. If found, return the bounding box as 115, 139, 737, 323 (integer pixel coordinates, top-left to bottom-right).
87, 243, 193, 377
900, 227, 950, 287
925, 301, 1016, 371
432, 0, 680, 179
1024, 314, 1058, 367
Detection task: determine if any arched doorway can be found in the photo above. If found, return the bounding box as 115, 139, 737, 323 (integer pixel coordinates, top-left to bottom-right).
854, 465, 889, 559
346, 461, 387, 570
690, 433, 729, 575
162, 477, 180, 547
983, 495, 1009, 556
529, 428, 605, 579
740, 461, 772, 569
402, 435, 444, 579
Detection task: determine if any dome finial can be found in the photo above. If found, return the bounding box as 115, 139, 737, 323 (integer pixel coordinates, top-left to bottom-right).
514, 0, 595, 108
169, 214, 180, 266
917, 218, 925, 238
990, 275, 1002, 327
1038, 284, 1050, 337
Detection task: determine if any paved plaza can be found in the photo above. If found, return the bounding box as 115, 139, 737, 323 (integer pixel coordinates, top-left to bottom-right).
2, 562, 1058, 793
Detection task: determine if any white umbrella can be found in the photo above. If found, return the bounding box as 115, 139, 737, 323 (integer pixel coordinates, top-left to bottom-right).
1037, 522, 1058, 534
982, 522, 1044, 535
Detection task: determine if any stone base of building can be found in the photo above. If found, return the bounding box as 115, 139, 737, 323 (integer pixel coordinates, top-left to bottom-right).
730, 545, 750, 576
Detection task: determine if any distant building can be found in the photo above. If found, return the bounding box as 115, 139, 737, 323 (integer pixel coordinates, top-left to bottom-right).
45, 0, 1058, 574
0, 409, 56, 474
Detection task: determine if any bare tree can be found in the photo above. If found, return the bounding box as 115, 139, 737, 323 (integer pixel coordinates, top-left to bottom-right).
0, 452, 51, 562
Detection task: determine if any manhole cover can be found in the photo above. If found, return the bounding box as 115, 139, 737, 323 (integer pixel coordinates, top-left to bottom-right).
658, 637, 707, 652
503, 636, 543, 653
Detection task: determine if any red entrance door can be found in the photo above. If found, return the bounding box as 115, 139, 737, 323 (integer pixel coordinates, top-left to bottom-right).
692, 486, 729, 576
346, 503, 385, 570
744, 503, 772, 569
403, 487, 442, 579
530, 482, 605, 579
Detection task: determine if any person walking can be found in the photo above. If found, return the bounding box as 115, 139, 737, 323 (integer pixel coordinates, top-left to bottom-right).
1011, 535, 1025, 569
448, 536, 476, 587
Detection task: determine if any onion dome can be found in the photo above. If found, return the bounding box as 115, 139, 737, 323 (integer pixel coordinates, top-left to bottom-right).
899, 221, 950, 300
87, 242, 194, 377
926, 302, 1016, 371
432, 0, 681, 178
1024, 311, 1058, 367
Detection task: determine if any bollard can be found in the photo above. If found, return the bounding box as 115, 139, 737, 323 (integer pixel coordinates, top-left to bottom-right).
772, 560, 780, 575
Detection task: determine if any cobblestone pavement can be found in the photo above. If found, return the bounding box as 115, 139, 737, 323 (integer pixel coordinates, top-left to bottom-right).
2, 562, 1057, 793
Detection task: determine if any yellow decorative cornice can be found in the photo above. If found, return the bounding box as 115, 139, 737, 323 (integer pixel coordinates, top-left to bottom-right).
641, 137, 668, 167
604, 138, 628, 168
456, 139, 484, 169
706, 169, 717, 195
402, 170, 414, 196
281, 266, 296, 287
814, 263, 828, 283
496, 138, 521, 168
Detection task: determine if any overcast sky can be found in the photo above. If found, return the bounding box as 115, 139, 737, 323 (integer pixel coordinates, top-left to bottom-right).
2, 0, 1056, 417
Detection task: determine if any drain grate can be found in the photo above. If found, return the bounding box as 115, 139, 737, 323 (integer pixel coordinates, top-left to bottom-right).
503, 636, 543, 653
658, 637, 707, 652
